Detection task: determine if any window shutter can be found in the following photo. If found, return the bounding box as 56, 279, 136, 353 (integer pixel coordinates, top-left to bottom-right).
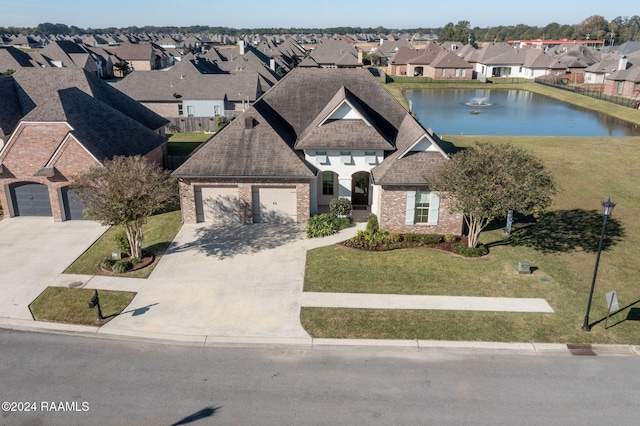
428, 193, 440, 225
405, 191, 416, 225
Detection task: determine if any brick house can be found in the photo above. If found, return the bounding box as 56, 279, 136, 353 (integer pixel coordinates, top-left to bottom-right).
0, 68, 168, 221
603, 53, 640, 100
174, 68, 463, 234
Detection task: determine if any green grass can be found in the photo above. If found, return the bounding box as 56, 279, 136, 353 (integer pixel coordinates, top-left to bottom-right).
64, 210, 183, 279
302, 133, 640, 344
167, 132, 214, 142
167, 132, 213, 156
29, 287, 136, 326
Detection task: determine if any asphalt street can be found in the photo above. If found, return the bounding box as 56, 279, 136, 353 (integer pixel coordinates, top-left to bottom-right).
2, 330, 639, 425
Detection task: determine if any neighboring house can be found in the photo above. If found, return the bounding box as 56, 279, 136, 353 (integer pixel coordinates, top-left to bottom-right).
302, 37, 363, 68
114, 41, 171, 74
0, 68, 168, 221
389, 43, 473, 80
0, 46, 47, 72
39, 40, 115, 78
113, 52, 268, 130
173, 68, 463, 235
603, 53, 640, 100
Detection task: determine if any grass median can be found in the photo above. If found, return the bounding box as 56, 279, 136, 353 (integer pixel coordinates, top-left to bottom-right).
64, 209, 182, 279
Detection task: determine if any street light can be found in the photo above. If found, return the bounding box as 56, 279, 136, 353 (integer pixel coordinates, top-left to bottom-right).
581, 198, 616, 331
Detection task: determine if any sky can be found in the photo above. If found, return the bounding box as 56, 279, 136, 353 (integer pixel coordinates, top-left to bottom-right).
0, 0, 637, 30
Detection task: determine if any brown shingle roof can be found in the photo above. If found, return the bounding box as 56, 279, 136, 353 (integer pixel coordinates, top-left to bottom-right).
21, 87, 165, 161
11, 67, 168, 131
175, 68, 447, 182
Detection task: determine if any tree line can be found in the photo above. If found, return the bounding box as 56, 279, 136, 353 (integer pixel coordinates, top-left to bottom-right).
1, 15, 638, 45
440, 16, 640, 46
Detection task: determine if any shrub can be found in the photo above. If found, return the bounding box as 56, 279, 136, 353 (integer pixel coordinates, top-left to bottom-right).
113, 228, 130, 255
444, 233, 457, 243
216, 116, 229, 131
307, 213, 338, 238
329, 198, 352, 217
101, 256, 116, 269
365, 214, 379, 234
452, 244, 488, 257
419, 234, 443, 244
306, 213, 353, 238
130, 257, 142, 265
112, 260, 133, 273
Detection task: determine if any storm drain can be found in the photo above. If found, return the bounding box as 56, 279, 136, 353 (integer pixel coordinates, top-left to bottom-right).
567, 343, 597, 356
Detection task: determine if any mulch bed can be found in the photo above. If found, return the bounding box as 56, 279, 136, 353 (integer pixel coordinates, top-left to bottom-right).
99, 253, 156, 275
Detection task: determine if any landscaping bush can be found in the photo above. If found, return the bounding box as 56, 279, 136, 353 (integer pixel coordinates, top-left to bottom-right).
452, 244, 488, 257
130, 257, 142, 265
365, 214, 379, 234
306, 214, 335, 238
112, 260, 133, 274
306, 213, 352, 238
402, 233, 443, 244
113, 228, 130, 255
101, 256, 116, 269
444, 233, 457, 243
329, 198, 352, 217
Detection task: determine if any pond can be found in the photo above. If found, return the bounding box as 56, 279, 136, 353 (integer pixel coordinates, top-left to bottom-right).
403, 88, 640, 136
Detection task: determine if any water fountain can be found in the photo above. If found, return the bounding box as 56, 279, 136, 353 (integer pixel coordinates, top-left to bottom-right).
464, 96, 493, 114
464, 96, 493, 107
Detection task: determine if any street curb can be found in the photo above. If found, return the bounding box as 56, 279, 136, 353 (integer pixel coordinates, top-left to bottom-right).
1, 318, 639, 356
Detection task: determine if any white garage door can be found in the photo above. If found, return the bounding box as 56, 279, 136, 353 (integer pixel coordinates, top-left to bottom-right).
194, 186, 240, 223
252, 187, 297, 223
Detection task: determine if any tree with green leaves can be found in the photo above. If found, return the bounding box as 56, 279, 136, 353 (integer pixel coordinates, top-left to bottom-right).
73, 156, 178, 259
114, 60, 131, 77
428, 143, 557, 248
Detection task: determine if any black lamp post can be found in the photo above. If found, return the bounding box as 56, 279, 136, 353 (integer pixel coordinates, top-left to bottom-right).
581, 198, 616, 331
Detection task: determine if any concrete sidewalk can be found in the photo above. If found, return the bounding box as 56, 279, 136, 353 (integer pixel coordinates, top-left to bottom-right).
302, 293, 555, 312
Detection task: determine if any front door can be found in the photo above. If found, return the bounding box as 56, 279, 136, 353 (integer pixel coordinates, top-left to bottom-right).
351, 172, 370, 208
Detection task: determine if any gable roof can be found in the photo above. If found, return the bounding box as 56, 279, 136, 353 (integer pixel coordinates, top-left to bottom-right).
429, 50, 473, 69
173, 102, 315, 179
19, 87, 166, 161
114, 57, 263, 102
10, 67, 168, 131
295, 86, 394, 150
175, 68, 448, 182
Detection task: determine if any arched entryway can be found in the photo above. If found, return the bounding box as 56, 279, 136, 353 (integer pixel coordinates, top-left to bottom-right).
351, 171, 370, 209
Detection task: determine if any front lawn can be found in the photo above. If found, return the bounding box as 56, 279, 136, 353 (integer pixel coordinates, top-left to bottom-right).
64, 210, 182, 279
302, 135, 640, 344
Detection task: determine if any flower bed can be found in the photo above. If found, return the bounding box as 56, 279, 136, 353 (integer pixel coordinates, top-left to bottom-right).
340, 230, 487, 257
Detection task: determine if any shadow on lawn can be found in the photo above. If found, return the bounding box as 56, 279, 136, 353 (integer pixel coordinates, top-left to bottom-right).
169, 223, 305, 259
488, 209, 625, 254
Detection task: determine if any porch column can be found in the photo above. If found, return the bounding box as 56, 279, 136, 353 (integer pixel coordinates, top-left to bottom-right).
338, 176, 352, 199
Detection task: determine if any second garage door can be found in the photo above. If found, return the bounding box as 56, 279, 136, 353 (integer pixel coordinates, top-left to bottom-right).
252, 186, 297, 223
194, 186, 240, 223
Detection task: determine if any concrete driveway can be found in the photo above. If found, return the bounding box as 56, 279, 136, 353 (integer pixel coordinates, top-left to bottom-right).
0, 217, 107, 320
101, 223, 361, 343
